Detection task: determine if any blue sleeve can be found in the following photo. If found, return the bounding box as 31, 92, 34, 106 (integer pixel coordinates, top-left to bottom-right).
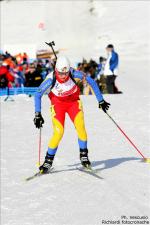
110, 52, 119, 72
71, 69, 104, 102
34, 78, 53, 112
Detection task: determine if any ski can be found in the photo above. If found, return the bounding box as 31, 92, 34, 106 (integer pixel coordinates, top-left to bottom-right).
25, 172, 42, 181
25, 167, 103, 181
25, 168, 54, 181
76, 166, 103, 180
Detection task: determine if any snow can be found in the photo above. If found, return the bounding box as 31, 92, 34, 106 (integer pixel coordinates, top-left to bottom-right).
1, 1, 150, 224
1, 1, 150, 62
1, 59, 150, 225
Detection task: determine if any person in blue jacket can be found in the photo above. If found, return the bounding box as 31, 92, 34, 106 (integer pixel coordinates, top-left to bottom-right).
33, 56, 110, 173
104, 44, 121, 93
107, 44, 119, 75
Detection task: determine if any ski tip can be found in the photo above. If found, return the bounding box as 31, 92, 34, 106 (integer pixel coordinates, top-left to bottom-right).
25, 177, 33, 182
25, 172, 41, 182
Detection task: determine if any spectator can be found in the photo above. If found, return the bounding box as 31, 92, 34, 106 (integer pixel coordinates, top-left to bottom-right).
45, 59, 52, 73
0, 63, 14, 88
25, 63, 43, 87
103, 44, 121, 93
11, 65, 25, 87
77, 63, 83, 71
95, 57, 107, 93
0, 49, 121, 95
96, 57, 106, 79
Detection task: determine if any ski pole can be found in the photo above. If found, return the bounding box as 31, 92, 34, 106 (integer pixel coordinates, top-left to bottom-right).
106, 112, 150, 163
36, 127, 42, 167
45, 41, 57, 60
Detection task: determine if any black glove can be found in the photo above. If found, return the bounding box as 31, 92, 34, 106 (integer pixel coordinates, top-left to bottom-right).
34, 112, 44, 129
99, 100, 110, 113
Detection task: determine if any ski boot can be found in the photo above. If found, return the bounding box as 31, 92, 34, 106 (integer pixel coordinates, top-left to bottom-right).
80, 149, 91, 169
39, 153, 54, 174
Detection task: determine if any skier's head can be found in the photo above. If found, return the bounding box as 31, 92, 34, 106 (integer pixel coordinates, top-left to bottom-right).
106, 44, 114, 53
55, 56, 70, 82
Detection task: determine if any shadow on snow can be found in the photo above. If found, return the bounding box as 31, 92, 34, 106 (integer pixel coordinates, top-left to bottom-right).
91, 157, 141, 171
52, 157, 141, 174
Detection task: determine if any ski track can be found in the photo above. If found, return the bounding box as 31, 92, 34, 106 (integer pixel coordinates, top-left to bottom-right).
1, 60, 150, 225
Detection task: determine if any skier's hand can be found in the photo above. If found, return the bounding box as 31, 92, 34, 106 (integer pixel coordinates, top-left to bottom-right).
34, 112, 44, 129
99, 100, 110, 113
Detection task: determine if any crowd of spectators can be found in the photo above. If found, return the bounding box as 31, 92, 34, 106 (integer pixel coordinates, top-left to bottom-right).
0, 51, 54, 89
0, 44, 121, 94
76, 44, 121, 94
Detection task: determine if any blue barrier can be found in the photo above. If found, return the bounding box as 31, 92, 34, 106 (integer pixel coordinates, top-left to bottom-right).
0, 87, 39, 96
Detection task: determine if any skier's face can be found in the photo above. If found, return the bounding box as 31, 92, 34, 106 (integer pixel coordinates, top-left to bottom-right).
57, 71, 69, 82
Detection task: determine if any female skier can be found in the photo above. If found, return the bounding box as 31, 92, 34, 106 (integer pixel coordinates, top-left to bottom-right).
34, 56, 110, 173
